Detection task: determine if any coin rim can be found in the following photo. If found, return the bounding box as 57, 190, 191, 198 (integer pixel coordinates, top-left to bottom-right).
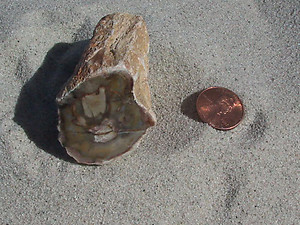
196, 86, 244, 131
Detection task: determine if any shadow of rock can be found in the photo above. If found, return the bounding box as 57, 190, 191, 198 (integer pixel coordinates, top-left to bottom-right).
181, 91, 202, 122
14, 39, 89, 163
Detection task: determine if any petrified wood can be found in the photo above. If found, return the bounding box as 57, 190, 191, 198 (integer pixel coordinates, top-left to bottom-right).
56, 13, 156, 164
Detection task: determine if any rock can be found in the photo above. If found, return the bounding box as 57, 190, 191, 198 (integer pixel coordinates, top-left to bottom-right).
56, 13, 156, 165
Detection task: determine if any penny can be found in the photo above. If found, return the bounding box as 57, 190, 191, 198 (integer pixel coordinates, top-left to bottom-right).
196, 87, 244, 130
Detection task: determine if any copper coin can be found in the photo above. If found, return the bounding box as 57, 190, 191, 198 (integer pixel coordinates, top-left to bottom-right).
196, 87, 244, 130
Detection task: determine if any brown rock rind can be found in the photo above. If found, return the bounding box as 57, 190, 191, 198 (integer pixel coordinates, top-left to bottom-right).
57, 13, 154, 116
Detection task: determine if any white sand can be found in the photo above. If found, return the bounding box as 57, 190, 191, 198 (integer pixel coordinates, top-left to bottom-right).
0, 0, 299, 224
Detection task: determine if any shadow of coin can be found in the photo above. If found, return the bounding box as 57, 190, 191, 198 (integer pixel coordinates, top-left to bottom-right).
180, 91, 203, 123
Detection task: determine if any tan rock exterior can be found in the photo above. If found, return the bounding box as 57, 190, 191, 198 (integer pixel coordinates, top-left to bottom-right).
57, 13, 156, 124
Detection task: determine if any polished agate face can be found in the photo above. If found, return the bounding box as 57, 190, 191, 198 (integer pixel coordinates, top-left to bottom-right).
58, 72, 152, 164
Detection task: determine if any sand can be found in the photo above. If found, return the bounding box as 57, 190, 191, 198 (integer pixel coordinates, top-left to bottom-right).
0, 0, 299, 224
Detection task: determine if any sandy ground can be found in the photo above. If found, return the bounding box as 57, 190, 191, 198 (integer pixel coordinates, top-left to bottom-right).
0, 0, 299, 224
